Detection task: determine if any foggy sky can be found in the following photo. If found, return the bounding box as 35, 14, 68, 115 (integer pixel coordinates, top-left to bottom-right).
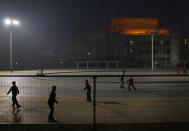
0, 0, 188, 67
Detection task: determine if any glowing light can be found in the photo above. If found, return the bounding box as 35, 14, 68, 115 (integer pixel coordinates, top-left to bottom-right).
184, 39, 189, 45
121, 29, 169, 35
4, 18, 20, 26
12, 20, 20, 25
4, 18, 11, 25
108, 18, 169, 35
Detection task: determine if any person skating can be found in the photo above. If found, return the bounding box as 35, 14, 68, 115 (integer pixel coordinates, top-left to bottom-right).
48, 86, 58, 122
183, 68, 187, 75
7, 81, 21, 109
83, 79, 91, 102
120, 70, 126, 88
120, 76, 124, 89
127, 77, 136, 91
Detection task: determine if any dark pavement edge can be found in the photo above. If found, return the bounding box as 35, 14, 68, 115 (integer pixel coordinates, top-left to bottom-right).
0, 123, 189, 131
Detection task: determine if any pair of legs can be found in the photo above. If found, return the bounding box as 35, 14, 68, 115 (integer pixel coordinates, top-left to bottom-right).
48, 103, 55, 120
12, 96, 21, 109
87, 92, 91, 102
120, 82, 124, 88
128, 84, 136, 91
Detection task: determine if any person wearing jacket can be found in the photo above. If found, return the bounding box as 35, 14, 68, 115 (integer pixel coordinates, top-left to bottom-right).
7, 81, 21, 109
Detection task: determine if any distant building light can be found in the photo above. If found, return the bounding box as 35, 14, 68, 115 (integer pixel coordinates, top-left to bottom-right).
160, 40, 164, 45
129, 40, 133, 44
184, 39, 189, 45
129, 41, 134, 46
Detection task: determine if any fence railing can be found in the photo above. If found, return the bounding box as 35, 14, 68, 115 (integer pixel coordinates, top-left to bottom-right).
0, 74, 189, 128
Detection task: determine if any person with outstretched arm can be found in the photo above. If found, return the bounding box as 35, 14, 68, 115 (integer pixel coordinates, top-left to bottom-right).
7, 81, 21, 109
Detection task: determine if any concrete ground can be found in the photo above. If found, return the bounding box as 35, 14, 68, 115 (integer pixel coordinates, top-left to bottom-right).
0, 69, 188, 131
0, 96, 188, 124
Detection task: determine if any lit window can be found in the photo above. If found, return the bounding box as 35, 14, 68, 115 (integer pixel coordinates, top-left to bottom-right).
160, 41, 164, 46
129, 41, 134, 46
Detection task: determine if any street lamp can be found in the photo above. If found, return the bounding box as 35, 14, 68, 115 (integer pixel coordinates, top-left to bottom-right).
4, 18, 20, 73
146, 30, 158, 71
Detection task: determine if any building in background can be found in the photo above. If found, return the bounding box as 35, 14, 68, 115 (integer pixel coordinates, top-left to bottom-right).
21, 18, 181, 70
102, 18, 181, 69
41, 18, 182, 69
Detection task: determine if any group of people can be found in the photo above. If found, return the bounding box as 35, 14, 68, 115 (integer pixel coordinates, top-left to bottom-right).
120, 76, 136, 91
7, 80, 91, 122
7, 81, 58, 122
83, 75, 136, 103
7, 72, 135, 122
120, 70, 136, 91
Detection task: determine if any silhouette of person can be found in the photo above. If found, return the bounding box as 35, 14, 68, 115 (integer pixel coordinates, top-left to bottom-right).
48, 86, 58, 122
183, 68, 187, 75
122, 70, 126, 76
83, 80, 91, 102
7, 81, 21, 109
120, 76, 124, 89
127, 77, 136, 91
120, 70, 125, 89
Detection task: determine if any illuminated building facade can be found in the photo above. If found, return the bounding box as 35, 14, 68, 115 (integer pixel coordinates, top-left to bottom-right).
105, 18, 180, 69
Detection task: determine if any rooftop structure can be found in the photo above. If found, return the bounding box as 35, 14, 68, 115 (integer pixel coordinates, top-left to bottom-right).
108, 18, 169, 35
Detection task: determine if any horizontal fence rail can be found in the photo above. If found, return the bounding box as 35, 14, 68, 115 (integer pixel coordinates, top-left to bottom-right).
0, 74, 189, 125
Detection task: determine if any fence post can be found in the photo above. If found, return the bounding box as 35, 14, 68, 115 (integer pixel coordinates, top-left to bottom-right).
76, 62, 79, 69
87, 62, 89, 70
93, 75, 97, 131
116, 61, 119, 69
106, 61, 108, 69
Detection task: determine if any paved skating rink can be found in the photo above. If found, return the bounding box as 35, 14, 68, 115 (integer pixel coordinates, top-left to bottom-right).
0, 69, 189, 124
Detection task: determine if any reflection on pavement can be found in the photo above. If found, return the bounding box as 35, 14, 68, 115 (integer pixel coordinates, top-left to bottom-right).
12, 106, 21, 123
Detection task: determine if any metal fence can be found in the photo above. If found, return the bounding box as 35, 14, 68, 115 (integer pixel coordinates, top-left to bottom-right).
0, 74, 189, 127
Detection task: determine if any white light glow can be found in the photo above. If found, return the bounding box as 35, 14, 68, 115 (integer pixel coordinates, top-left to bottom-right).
4, 18, 20, 26
4, 18, 11, 25
12, 20, 20, 26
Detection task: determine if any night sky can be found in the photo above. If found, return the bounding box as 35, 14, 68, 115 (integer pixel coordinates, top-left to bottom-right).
0, 0, 188, 66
